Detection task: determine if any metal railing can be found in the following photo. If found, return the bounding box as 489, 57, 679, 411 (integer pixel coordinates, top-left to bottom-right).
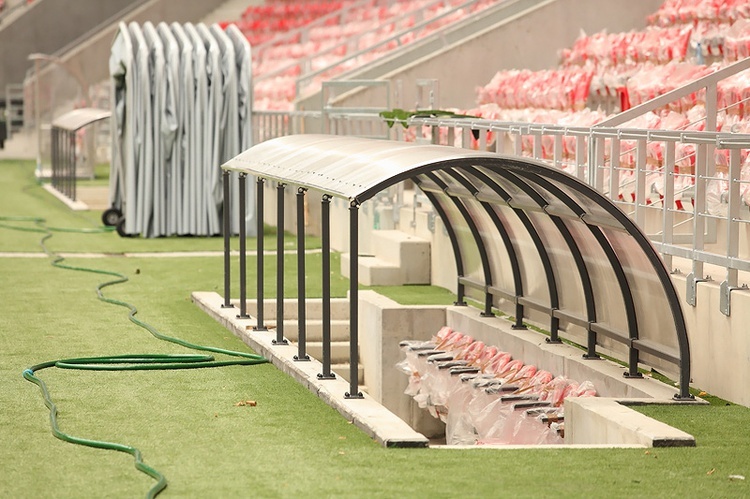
404, 115, 750, 315
252, 0, 498, 103
252, 109, 322, 144
293, 0, 496, 99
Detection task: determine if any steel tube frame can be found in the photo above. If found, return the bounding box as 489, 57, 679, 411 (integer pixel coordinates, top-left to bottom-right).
255, 178, 268, 331
427, 171, 494, 316
345, 201, 363, 398
319, 194, 335, 379
481, 168, 562, 342
295, 188, 310, 361
274, 183, 288, 345
51, 128, 58, 192
221, 169, 233, 308
237, 173, 250, 319
414, 179, 468, 305
223, 138, 696, 400
464, 167, 526, 328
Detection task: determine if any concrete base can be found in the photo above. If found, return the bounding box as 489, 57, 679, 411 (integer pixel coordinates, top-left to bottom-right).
42, 184, 88, 211
195, 290, 699, 449
359, 292, 701, 448
341, 230, 430, 286
192, 291, 428, 448
566, 398, 695, 447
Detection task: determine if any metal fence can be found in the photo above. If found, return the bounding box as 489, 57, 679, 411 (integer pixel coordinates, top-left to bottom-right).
405, 115, 750, 316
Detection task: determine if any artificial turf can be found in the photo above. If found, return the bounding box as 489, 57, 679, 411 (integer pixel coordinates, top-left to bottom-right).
2, 160, 749, 498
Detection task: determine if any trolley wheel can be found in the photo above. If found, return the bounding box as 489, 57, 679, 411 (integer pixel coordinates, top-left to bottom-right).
102, 208, 123, 227
115, 217, 136, 238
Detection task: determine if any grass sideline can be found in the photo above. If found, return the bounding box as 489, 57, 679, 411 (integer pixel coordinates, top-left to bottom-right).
2, 160, 749, 497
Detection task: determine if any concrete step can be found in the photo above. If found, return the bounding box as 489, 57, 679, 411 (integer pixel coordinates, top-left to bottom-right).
240, 298, 350, 320
341, 230, 430, 286
306, 341, 351, 365
332, 363, 365, 386
372, 230, 430, 269
341, 253, 401, 286
277, 319, 350, 342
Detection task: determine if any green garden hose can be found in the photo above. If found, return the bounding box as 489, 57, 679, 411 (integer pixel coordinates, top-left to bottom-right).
3, 215, 267, 498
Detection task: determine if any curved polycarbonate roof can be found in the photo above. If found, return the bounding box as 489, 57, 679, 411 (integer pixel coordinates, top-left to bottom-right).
51, 108, 111, 131
223, 134, 691, 399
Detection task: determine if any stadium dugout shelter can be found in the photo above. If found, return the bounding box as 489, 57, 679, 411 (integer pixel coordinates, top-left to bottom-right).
221, 134, 693, 402
50, 108, 110, 204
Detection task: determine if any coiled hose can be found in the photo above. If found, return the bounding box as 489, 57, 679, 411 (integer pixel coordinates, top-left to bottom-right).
3, 216, 267, 498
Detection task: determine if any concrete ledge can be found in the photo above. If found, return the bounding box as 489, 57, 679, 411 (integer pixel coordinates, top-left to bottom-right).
42, 184, 89, 211
446, 306, 688, 400
565, 397, 696, 447
192, 291, 428, 448
341, 230, 431, 286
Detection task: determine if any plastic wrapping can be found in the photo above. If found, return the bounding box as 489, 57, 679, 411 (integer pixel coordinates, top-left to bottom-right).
476, 67, 594, 111
398, 327, 600, 446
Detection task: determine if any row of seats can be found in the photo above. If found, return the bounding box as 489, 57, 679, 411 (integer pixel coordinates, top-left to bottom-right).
467, 0, 750, 211
399, 326, 596, 445
221, 0, 502, 109
649, 0, 750, 26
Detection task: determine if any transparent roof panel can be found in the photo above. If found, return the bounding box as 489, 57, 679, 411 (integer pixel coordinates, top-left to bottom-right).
52, 108, 111, 131
427, 189, 485, 288
561, 218, 628, 330
603, 228, 680, 373
524, 211, 584, 315
460, 197, 517, 296
491, 204, 549, 305
225, 134, 689, 393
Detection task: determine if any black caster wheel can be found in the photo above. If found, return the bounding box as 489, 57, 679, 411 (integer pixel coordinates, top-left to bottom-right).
102, 207, 123, 227
115, 217, 137, 238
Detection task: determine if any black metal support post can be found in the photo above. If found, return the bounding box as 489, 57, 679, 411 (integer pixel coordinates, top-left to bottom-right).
273, 183, 288, 345
318, 195, 335, 379
237, 173, 250, 319
221, 170, 233, 308
624, 347, 642, 379
294, 187, 310, 361
481, 294, 494, 317
71, 131, 77, 202
584, 327, 599, 359
512, 302, 526, 329
255, 177, 267, 331
345, 202, 363, 399
51, 128, 57, 191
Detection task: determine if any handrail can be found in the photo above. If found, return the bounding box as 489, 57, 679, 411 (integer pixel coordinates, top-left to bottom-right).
256, 0, 456, 84
0, 0, 31, 25
252, 0, 377, 58
294, 0, 492, 96
596, 57, 750, 128
405, 114, 750, 297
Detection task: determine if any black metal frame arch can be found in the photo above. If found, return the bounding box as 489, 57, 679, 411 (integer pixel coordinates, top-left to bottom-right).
491, 157, 691, 400
443, 168, 526, 329
465, 166, 562, 341
412, 178, 468, 305
473, 167, 598, 345
513, 171, 641, 371
223, 141, 692, 401
423, 171, 495, 316
499, 170, 594, 344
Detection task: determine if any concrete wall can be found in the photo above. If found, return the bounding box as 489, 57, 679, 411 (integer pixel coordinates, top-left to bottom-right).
359, 290, 447, 437
673, 274, 750, 407
358, 290, 688, 442
0, 0, 137, 93
307, 0, 663, 112
23, 0, 228, 124
421, 202, 750, 407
